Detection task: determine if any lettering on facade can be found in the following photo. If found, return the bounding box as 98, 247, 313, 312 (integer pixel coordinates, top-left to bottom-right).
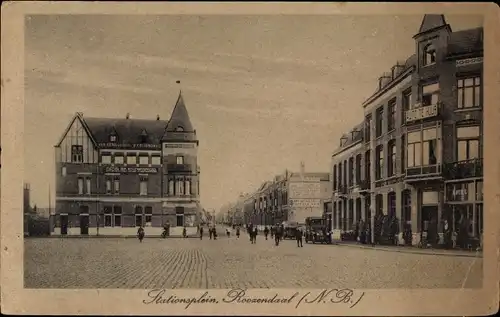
405, 104, 438, 123
289, 199, 321, 208
104, 166, 158, 173
98, 143, 161, 150
456, 57, 483, 67
164, 143, 195, 149
289, 182, 321, 200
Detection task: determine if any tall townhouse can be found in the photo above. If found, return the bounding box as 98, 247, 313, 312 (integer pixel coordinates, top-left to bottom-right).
331, 15, 483, 246
54, 91, 202, 236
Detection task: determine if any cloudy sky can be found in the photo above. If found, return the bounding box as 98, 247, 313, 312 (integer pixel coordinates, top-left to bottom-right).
24, 14, 483, 211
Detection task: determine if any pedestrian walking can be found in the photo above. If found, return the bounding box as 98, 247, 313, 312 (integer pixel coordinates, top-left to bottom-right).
252, 226, 258, 244
182, 226, 187, 238
209, 226, 213, 240
236, 226, 240, 239
295, 227, 303, 247
264, 226, 269, 240
137, 226, 145, 243
274, 225, 281, 246
213, 227, 218, 240
226, 228, 231, 238
199, 226, 204, 240
270, 226, 275, 239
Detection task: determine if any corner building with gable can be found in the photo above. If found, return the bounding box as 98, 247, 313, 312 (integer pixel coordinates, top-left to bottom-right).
53, 91, 201, 236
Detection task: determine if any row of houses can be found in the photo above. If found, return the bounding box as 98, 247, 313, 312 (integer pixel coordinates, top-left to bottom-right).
224, 162, 331, 227
329, 15, 483, 246
227, 15, 484, 248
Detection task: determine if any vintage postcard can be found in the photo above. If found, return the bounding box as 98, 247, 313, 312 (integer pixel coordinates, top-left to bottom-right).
1, 1, 499, 315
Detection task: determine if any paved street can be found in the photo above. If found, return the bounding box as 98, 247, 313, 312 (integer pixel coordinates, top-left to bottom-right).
24, 234, 482, 289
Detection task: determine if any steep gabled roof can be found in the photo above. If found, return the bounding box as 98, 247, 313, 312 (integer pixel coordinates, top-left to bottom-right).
83, 117, 169, 146
417, 14, 448, 35
447, 27, 483, 57
55, 113, 98, 147
162, 91, 197, 142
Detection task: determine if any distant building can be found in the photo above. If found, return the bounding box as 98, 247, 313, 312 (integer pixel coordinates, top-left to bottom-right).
331, 15, 483, 245
237, 162, 330, 226
53, 91, 202, 236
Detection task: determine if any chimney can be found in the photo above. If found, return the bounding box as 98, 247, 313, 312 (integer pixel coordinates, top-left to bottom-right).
126, 113, 130, 119
156, 115, 160, 121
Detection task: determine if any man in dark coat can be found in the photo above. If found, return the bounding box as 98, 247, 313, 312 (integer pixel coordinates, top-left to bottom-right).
295, 227, 303, 247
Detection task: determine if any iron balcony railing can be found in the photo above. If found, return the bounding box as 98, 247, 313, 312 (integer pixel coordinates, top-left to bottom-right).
405, 164, 442, 178
358, 179, 371, 191
338, 185, 348, 195
443, 159, 483, 180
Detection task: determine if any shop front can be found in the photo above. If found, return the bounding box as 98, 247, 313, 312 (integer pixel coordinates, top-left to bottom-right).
443, 179, 483, 248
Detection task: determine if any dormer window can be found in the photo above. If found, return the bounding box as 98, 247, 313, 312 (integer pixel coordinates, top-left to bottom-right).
110, 135, 116, 142
175, 126, 184, 132
423, 43, 436, 66
140, 129, 148, 144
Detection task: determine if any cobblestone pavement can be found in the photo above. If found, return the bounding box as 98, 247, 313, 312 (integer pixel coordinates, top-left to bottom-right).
24, 234, 483, 289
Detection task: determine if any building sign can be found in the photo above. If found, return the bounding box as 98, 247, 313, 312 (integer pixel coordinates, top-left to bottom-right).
289, 199, 321, 208
98, 143, 161, 150
446, 182, 473, 202
104, 166, 158, 174
405, 104, 438, 123
289, 182, 321, 199
456, 57, 483, 67
164, 143, 196, 149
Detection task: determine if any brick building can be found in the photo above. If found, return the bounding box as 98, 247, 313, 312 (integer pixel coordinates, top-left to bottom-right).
331, 15, 483, 246
53, 91, 201, 236
239, 163, 330, 227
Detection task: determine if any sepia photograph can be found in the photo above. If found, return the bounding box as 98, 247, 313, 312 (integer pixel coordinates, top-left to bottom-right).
1, 2, 499, 316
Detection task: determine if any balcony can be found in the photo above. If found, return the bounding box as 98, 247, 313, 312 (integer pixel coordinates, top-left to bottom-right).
405, 164, 442, 182
405, 103, 440, 124
166, 164, 192, 172
443, 159, 483, 180
358, 179, 371, 193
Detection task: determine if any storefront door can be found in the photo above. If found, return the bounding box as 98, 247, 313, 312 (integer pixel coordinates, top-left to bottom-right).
80, 215, 89, 235
421, 205, 438, 243
60, 215, 68, 235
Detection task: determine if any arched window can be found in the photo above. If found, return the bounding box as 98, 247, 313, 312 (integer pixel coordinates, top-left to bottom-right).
175, 126, 184, 132
423, 43, 436, 66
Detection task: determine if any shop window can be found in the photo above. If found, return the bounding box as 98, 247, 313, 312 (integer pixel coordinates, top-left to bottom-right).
388, 192, 396, 218
135, 206, 143, 227
113, 206, 122, 227
457, 77, 481, 109
375, 194, 383, 216
375, 107, 384, 137
348, 199, 354, 229
457, 126, 480, 161
71, 145, 83, 163
103, 206, 112, 227
401, 190, 411, 226
375, 145, 384, 180
145, 207, 153, 227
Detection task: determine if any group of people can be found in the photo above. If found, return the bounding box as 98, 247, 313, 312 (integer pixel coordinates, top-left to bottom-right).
242, 223, 305, 247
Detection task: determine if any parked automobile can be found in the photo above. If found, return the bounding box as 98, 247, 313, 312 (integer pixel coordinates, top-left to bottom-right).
304, 216, 332, 244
